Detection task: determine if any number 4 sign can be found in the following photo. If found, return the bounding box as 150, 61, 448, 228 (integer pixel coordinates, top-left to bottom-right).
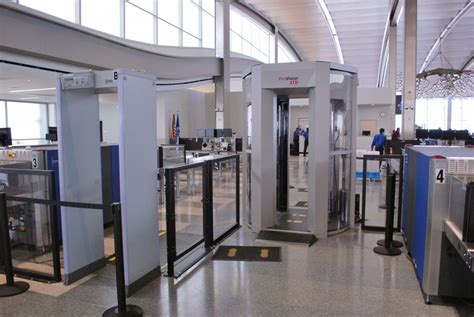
435, 168, 445, 184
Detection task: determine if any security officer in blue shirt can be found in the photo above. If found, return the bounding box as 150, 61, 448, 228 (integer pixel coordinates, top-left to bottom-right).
371, 128, 387, 168
371, 128, 387, 154
293, 125, 303, 155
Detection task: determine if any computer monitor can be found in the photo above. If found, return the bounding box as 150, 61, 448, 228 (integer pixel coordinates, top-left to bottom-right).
0, 128, 12, 147
416, 129, 429, 139
222, 128, 232, 137
46, 127, 58, 141
197, 129, 206, 138
442, 129, 455, 141
454, 130, 470, 140
205, 129, 215, 138
362, 130, 371, 136
428, 129, 443, 140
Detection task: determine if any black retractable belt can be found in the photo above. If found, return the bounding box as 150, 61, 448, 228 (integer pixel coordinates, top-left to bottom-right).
0, 192, 30, 297
103, 204, 143, 317
373, 174, 402, 256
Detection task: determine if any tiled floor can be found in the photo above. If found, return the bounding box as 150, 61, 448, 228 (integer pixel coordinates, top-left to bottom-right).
2, 226, 473, 316
3, 156, 473, 316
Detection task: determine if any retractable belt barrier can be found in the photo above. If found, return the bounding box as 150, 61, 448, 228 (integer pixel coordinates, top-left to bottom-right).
373, 174, 403, 256
0, 193, 143, 317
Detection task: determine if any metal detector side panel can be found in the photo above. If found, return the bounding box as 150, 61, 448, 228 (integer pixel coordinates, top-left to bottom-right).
423, 157, 449, 295
56, 82, 104, 279
117, 71, 160, 287
411, 152, 430, 282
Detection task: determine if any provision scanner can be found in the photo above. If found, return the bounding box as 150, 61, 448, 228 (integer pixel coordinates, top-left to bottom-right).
242, 62, 358, 238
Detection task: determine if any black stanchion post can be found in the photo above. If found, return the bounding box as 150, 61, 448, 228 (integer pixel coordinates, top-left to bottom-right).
203, 161, 214, 250
355, 193, 361, 223
376, 171, 403, 248
235, 155, 240, 225
374, 174, 402, 256
165, 169, 176, 278
0, 192, 30, 297
103, 203, 143, 317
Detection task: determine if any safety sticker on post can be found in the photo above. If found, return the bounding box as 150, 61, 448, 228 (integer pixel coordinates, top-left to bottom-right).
435, 168, 445, 184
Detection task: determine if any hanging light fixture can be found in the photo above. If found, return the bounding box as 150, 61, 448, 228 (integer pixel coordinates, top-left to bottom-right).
415, 68, 473, 99
396, 45, 474, 98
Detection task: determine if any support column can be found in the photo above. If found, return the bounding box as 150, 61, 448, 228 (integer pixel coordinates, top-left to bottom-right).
215, 0, 230, 129
402, 0, 417, 140
447, 98, 452, 130
273, 26, 279, 63
388, 25, 397, 134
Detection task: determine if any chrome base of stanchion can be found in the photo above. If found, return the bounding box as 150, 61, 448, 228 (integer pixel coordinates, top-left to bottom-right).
102, 305, 144, 317
0, 281, 29, 297
376, 239, 403, 248
373, 246, 402, 256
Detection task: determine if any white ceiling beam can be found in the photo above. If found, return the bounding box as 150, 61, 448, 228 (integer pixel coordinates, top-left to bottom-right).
317, 0, 344, 64
419, 0, 474, 73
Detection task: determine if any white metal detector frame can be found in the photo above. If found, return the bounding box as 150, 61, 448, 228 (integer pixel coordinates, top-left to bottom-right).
57, 69, 159, 290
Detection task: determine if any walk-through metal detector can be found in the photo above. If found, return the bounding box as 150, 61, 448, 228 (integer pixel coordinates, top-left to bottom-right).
242, 62, 358, 238
57, 69, 160, 292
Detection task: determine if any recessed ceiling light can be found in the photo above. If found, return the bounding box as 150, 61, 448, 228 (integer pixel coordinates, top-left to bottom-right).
9, 87, 55, 93
19, 96, 40, 100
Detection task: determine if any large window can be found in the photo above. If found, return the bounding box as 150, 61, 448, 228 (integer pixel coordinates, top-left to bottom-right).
15, 0, 301, 62
0, 102, 6, 127
415, 98, 448, 130
81, 0, 121, 36
278, 40, 298, 63
125, 0, 155, 44
451, 98, 474, 132
2, 101, 48, 145
230, 7, 271, 63
19, 0, 76, 23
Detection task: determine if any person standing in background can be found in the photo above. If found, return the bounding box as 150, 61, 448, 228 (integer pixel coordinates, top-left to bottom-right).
303, 127, 309, 157
293, 125, 303, 155
391, 128, 400, 140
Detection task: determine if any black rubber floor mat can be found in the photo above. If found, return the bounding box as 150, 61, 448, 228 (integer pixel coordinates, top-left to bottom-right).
294, 201, 308, 207
212, 246, 281, 262
257, 230, 317, 247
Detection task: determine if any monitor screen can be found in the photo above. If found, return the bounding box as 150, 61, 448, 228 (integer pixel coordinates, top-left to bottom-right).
0, 128, 12, 147
428, 129, 443, 140
205, 129, 215, 138
362, 130, 371, 136
197, 129, 206, 138
442, 130, 455, 140
416, 129, 429, 139
46, 127, 58, 141
222, 128, 232, 137
454, 130, 470, 140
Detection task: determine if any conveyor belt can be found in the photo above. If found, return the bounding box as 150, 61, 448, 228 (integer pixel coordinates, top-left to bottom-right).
444, 220, 474, 273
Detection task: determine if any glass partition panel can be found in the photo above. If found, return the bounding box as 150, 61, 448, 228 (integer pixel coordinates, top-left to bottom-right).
212, 158, 238, 240
19, 0, 76, 22
174, 166, 204, 255
329, 72, 353, 231
0, 169, 58, 279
